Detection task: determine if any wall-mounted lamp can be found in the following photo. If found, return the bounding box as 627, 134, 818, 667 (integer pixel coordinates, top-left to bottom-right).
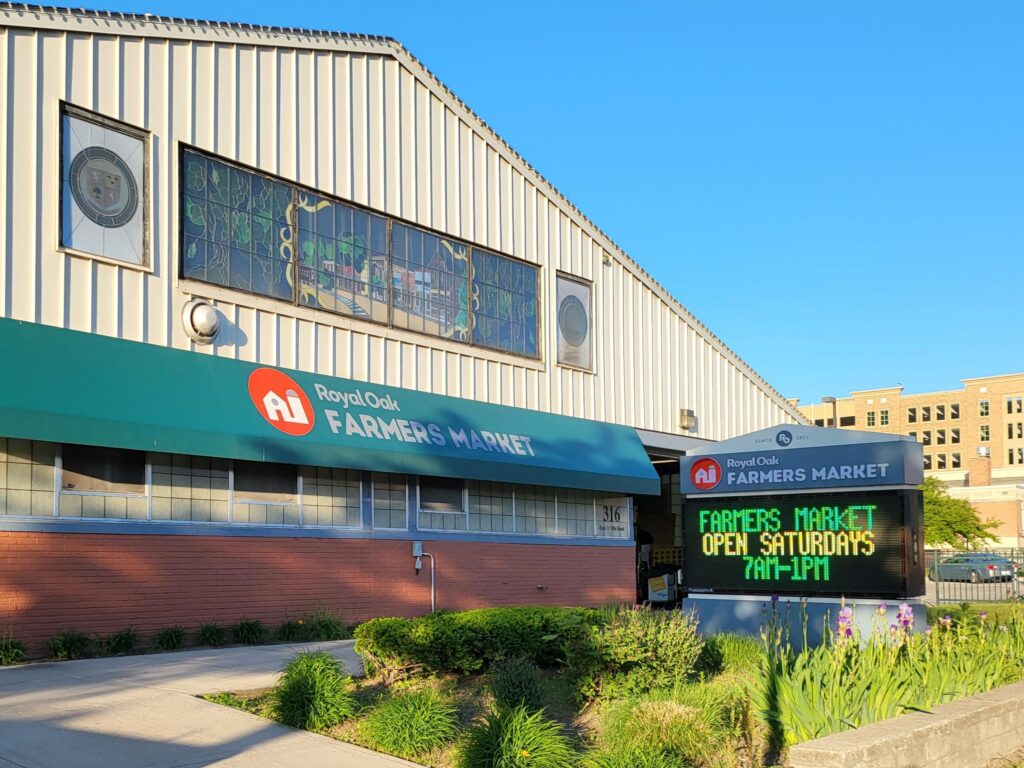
679, 409, 696, 431
182, 298, 220, 344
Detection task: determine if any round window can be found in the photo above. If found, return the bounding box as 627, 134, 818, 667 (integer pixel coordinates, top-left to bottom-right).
69, 146, 139, 228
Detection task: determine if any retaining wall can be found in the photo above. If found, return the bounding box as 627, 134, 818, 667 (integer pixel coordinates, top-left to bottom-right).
788, 680, 1024, 768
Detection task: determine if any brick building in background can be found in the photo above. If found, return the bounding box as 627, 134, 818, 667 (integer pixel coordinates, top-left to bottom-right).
798, 372, 1024, 547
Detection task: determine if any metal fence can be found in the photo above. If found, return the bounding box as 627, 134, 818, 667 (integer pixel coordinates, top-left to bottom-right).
927, 548, 1022, 604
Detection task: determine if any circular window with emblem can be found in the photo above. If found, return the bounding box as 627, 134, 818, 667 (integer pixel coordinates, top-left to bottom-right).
69, 146, 139, 228
558, 294, 589, 348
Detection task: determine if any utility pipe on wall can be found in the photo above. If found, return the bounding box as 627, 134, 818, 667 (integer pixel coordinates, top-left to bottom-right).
423, 551, 436, 613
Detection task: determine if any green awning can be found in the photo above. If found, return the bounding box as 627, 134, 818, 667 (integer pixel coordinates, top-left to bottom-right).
0, 319, 659, 495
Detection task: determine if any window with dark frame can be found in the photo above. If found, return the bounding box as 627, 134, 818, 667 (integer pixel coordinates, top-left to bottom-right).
936, 404, 945, 421
950, 403, 960, 420
418, 476, 467, 532
419, 477, 465, 511
180, 147, 540, 360
233, 461, 297, 503
922, 406, 931, 422
907, 407, 917, 423
980, 400, 990, 417
951, 453, 961, 469
61, 445, 146, 494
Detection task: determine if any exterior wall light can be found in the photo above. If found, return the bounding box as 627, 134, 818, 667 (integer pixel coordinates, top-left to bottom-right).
679, 408, 696, 431
182, 298, 220, 344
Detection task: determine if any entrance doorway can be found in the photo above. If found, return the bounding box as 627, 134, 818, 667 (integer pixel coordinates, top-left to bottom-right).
634, 457, 683, 604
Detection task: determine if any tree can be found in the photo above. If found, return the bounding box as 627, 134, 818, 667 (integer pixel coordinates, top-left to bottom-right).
921, 476, 998, 548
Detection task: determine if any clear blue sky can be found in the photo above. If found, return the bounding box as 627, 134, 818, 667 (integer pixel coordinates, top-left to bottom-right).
90, 1, 1023, 404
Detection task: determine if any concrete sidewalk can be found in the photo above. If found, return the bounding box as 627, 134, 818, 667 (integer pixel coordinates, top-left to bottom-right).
0, 641, 417, 767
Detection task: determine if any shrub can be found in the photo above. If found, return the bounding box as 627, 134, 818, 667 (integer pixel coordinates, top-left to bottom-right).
698, 633, 765, 676
104, 627, 139, 655
580, 746, 682, 768
0, 633, 26, 665
272, 651, 357, 731
277, 620, 308, 642
597, 694, 721, 765
232, 619, 263, 645
354, 606, 602, 678
154, 626, 186, 652
48, 629, 90, 660
490, 656, 547, 712
459, 705, 575, 768
307, 611, 350, 641
359, 690, 459, 759
197, 623, 226, 647
596, 607, 704, 696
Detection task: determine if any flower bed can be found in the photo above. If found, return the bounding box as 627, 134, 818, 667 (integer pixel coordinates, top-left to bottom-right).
202, 602, 1024, 767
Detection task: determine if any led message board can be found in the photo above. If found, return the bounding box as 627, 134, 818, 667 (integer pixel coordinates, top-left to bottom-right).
684, 489, 924, 598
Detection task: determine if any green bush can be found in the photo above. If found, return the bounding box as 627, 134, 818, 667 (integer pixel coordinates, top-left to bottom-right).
597, 692, 722, 765
354, 606, 602, 678
307, 611, 350, 641
48, 629, 90, 660
232, 619, 264, 645
580, 746, 682, 768
277, 620, 308, 642
104, 627, 139, 655
154, 626, 186, 652
0, 633, 26, 665
197, 623, 226, 647
272, 651, 357, 731
698, 633, 765, 676
459, 705, 575, 768
596, 607, 704, 697
359, 689, 459, 759
489, 656, 548, 712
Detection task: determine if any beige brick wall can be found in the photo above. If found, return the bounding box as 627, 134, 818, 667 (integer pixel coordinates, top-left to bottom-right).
798, 373, 1024, 486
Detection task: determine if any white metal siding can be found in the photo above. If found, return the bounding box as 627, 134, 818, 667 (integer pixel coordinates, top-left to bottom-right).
0, 9, 803, 441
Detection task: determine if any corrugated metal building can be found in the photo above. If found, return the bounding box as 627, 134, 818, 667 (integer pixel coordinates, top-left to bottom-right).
0, 4, 803, 652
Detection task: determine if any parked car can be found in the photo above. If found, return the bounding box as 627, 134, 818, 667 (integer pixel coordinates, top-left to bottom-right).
928, 554, 1017, 583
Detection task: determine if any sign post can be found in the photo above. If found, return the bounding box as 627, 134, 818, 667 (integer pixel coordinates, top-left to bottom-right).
679, 425, 925, 645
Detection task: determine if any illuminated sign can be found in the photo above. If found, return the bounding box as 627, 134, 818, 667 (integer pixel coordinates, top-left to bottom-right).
684, 489, 924, 598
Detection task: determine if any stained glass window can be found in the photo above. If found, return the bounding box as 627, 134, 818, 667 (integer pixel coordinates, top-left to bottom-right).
295, 191, 389, 323
391, 223, 470, 341
471, 248, 539, 357
182, 150, 293, 300
181, 148, 541, 360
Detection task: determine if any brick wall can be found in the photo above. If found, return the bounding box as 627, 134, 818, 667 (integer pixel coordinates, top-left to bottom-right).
0, 532, 635, 655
